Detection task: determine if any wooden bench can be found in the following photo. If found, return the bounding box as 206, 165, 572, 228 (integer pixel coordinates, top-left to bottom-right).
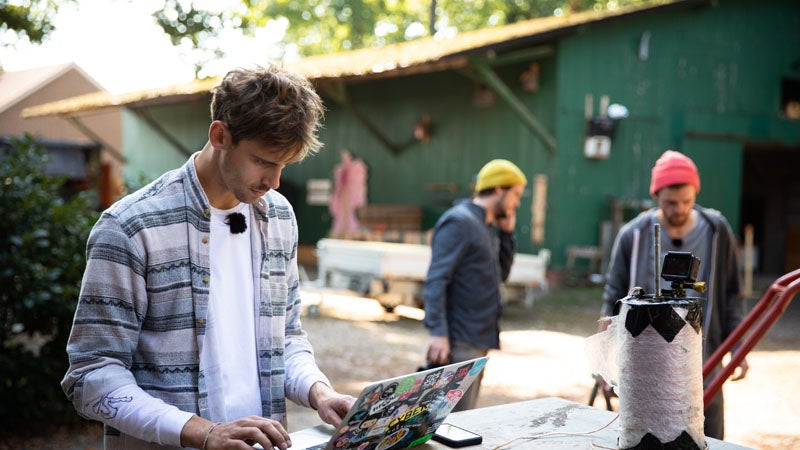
356, 204, 423, 231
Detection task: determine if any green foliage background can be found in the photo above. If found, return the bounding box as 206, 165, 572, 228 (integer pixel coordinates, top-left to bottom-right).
0, 136, 99, 429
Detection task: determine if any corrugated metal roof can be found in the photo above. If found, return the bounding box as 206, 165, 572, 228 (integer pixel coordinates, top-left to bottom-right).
23, 0, 686, 118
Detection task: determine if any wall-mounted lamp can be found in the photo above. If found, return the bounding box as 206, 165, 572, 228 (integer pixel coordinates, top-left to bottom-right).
584, 94, 629, 159
607, 103, 629, 120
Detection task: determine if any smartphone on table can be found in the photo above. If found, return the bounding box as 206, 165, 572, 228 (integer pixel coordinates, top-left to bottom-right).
432, 423, 483, 447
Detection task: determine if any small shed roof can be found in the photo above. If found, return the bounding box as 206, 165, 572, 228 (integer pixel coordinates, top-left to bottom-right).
0, 62, 105, 115
23, 0, 694, 118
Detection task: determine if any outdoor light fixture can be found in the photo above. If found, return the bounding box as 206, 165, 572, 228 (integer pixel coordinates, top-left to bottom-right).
583, 94, 629, 159
607, 103, 629, 120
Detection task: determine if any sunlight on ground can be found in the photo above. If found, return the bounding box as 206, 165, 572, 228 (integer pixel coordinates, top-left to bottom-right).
301, 288, 425, 321
724, 350, 800, 449
301, 289, 387, 320
480, 330, 594, 406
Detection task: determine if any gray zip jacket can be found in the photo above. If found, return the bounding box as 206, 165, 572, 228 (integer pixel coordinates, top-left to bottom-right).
601, 205, 745, 361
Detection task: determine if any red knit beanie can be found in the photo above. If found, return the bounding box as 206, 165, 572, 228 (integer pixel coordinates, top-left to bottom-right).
649, 150, 701, 195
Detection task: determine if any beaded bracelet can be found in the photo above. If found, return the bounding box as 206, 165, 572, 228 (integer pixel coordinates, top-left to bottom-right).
202, 422, 222, 450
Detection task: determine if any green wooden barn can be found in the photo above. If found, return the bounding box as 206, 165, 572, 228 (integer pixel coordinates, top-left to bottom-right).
24, 0, 800, 276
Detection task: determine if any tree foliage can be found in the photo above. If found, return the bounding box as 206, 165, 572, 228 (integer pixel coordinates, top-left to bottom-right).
0, 0, 75, 46
0, 136, 99, 429
151, 0, 255, 77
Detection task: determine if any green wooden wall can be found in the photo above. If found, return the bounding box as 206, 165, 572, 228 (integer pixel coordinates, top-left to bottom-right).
122, 102, 209, 185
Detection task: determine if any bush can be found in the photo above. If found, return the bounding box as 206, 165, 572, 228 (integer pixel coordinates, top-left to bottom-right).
0, 136, 99, 429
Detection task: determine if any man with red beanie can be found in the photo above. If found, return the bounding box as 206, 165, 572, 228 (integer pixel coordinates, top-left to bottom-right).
598, 150, 748, 440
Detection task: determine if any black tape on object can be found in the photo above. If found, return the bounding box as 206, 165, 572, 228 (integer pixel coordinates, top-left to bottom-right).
623, 299, 702, 343
620, 430, 702, 450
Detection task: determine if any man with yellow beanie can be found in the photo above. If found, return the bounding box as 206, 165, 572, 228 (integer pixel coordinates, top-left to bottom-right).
598, 150, 748, 440
423, 159, 527, 411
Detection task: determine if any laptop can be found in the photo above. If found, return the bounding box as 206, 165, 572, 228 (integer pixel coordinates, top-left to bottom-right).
287, 356, 488, 450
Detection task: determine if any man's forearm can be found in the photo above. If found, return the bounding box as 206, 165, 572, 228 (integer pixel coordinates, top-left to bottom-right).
75, 367, 194, 446
308, 381, 335, 411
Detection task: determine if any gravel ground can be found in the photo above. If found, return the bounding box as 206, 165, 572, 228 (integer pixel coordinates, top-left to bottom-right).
12, 281, 799, 450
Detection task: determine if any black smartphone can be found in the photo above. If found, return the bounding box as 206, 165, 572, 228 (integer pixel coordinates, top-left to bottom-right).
432, 423, 483, 447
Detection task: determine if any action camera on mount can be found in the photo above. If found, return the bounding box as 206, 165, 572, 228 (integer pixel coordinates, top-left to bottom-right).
661, 251, 705, 298
661, 251, 701, 283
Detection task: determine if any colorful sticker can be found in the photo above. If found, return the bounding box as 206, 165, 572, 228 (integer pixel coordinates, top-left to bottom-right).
381, 382, 398, 399
407, 433, 434, 448
360, 384, 383, 409
433, 371, 455, 389
377, 427, 410, 450
395, 375, 417, 396
421, 369, 442, 390
445, 389, 463, 404
454, 362, 473, 381
397, 378, 423, 401
369, 397, 396, 416
332, 434, 351, 448
469, 358, 486, 376
359, 419, 378, 430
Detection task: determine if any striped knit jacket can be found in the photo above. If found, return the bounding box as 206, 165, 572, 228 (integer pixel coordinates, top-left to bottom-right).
62, 155, 328, 449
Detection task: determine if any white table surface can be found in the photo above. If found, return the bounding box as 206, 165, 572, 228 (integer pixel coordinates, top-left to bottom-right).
289, 397, 753, 450
421, 397, 752, 449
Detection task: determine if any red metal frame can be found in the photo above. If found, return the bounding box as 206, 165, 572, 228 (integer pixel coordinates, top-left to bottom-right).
702, 269, 800, 406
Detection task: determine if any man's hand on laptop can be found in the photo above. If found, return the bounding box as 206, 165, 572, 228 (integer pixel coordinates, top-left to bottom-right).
309, 381, 357, 426
427, 336, 451, 366
181, 414, 291, 450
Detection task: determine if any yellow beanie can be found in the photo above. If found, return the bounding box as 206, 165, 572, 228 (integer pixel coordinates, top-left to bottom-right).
474, 159, 527, 192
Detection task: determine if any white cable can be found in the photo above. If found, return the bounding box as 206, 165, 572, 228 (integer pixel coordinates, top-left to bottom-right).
490, 414, 619, 450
